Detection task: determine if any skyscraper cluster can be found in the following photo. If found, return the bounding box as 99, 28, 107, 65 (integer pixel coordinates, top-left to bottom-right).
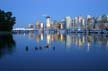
34, 15, 108, 31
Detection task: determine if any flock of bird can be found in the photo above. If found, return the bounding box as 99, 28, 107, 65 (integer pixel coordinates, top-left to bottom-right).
25, 44, 55, 51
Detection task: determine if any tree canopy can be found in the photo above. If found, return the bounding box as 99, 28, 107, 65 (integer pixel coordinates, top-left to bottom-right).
0, 9, 16, 32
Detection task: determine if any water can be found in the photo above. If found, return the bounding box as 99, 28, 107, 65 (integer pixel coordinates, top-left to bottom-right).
0, 32, 108, 71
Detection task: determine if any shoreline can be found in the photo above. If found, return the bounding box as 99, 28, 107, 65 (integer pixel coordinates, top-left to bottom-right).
12, 29, 108, 34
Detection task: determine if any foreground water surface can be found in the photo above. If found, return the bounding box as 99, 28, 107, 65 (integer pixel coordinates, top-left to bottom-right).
0, 32, 108, 71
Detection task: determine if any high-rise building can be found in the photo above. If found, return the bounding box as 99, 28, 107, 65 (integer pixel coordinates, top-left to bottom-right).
82, 19, 86, 30
36, 20, 40, 29
97, 16, 101, 23
78, 16, 83, 23
107, 15, 108, 22
86, 15, 92, 30
75, 17, 78, 24
28, 24, 34, 29
78, 16, 83, 31
46, 16, 51, 29
59, 20, 65, 30
74, 17, 78, 30
65, 16, 72, 29
40, 23, 44, 29
87, 15, 91, 21
71, 18, 75, 31
60, 22, 64, 29
50, 22, 53, 29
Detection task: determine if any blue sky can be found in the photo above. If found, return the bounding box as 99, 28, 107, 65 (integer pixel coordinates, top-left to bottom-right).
0, 0, 108, 28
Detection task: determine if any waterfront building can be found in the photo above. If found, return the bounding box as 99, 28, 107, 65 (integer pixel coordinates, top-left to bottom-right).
71, 18, 75, 31
74, 17, 79, 31
87, 15, 92, 21
53, 20, 58, 30
50, 22, 54, 29
97, 16, 102, 23
90, 17, 96, 30
95, 16, 101, 30
40, 23, 44, 30
75, 17, 78, 24
78, 16, 83, 31
28, 24, 34, 29
36, 20, 40, 30
107, 16, 108, 22
82, 19, 86, 30
96, 15, 108, 30
59, 20, 65, 30
86, 16, 97, 30
46, 16, 51, 29
86, 15, 92, 30
33, 15, 108, 32
78, 16, 83, 23
65, 16, 72, 30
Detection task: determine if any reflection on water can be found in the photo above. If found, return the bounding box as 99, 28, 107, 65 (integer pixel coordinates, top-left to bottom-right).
0, 32, 108, 70
0, 34, 16, 58
24, 32, 108, 51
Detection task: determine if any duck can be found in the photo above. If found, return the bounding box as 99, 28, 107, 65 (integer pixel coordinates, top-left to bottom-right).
39, 46, 42, 50
35, 47, 38, 50
45, 44, 49, 48
25, 46, 29, 51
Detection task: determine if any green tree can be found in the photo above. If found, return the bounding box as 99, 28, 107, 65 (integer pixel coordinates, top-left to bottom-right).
0, 9, 16, 32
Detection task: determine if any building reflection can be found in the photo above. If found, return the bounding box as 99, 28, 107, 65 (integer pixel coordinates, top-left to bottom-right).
0, 34, 16, 59
66, 34, 71, 47
28, 32, 35, 39
40, 33, 44, 41
47, 34, 51, 45
26, 32, 108, 52
35, 34, 41, 43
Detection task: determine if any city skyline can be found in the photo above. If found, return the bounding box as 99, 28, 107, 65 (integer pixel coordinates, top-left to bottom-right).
13, 14, 108, 34
0, 0, 108, 28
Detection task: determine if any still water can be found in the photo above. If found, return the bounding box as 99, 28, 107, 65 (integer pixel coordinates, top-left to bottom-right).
0, 32, 108, 71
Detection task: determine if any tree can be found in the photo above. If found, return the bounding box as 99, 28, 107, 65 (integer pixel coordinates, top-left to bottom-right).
0, 9, 16, 32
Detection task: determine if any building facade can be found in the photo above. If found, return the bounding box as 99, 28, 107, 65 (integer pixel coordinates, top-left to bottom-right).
46, 16, 51, 29
65, 16, 72, 29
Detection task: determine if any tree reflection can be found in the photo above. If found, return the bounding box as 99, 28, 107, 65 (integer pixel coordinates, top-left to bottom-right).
0, 34, 16, 58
